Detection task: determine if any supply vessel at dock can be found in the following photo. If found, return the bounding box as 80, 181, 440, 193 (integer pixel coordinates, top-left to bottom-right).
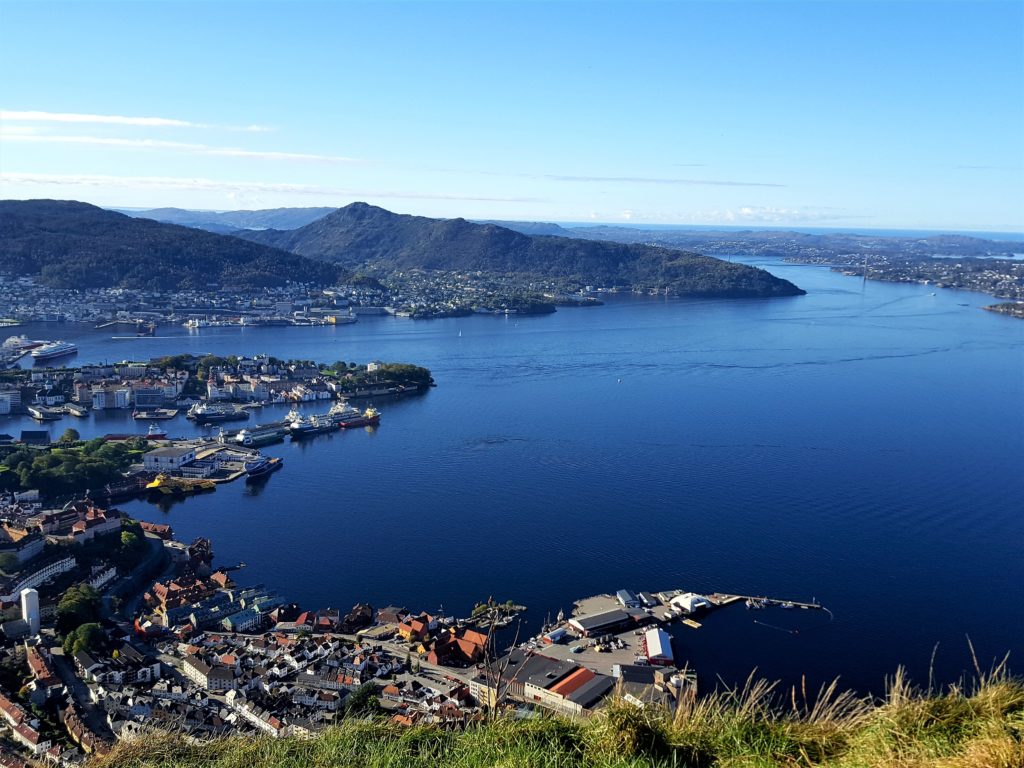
289, 412, 337, 438
244, 456, 283, 479
187, 403, 250, 424
335, 404, 381, 428
232, 420, 292, 447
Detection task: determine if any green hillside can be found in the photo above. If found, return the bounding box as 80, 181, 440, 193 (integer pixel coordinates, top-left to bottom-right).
0, 199, 343, 290
95, 668, 1022, 768
242, 202, 806, 299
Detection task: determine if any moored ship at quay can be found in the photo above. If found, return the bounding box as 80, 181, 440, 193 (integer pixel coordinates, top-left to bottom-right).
288, 401, 381, 438
187, 402, 251, 424
334, 403, 381, 428
244, 455, 284, 478
288, 412, 337, 438
229, 417, 295, 447
29, 340, 78, 361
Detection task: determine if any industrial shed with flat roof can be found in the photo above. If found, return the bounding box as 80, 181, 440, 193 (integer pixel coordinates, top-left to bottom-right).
568, 608, 634, 637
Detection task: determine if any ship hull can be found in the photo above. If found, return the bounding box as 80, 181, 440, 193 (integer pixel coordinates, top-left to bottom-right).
245, 457, 283, 479
190, 412, 250, 424
338, 415, 381, 428
238, 431, 288, 447
289, 424, 335, 438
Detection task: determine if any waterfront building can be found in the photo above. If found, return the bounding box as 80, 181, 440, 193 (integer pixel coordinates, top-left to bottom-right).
143, 446, 197, 473
644, 627, 673, 666
568, 608, 635, 637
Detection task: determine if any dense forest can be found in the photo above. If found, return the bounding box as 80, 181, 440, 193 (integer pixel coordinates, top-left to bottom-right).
0, 200, 343, 290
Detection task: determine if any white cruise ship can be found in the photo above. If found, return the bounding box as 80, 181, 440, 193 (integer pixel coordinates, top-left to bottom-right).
30, 340, 78, 361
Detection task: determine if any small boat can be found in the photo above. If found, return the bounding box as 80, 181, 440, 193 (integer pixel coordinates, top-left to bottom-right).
244, 456, 283, 479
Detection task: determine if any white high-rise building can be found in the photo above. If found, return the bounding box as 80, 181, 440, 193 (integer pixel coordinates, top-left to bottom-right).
20, 588, 40, 635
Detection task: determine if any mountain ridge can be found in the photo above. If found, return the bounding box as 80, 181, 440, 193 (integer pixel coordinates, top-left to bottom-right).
241, 202, 805, 298
120, 206, 336, 233
0, 199, 343, 290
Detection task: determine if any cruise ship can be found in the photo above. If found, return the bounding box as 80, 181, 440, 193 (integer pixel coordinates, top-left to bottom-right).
30, 340, 78, 361
2, 335, 45, 353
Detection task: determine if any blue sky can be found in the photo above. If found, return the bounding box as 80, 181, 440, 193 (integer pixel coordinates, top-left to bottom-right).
1, 1, 1022, 231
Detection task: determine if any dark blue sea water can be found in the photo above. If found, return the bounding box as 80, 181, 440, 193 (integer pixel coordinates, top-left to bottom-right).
5, 259, 1023, 696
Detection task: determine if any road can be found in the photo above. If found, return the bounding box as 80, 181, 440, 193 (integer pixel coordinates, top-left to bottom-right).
106, 534, 175, 621
49, 645, 116, 741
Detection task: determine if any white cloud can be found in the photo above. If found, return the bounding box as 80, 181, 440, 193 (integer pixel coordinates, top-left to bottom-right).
583, 205, 864, 225
0, 109, 272, 132
0, 171, 544, 204
0, 131, 359, 164
543, 174, 785, 188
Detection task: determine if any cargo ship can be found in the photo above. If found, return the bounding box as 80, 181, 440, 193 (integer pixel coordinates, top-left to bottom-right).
244, 456, 283, 479
30, 340, 78, 361
187, 403, 250, 424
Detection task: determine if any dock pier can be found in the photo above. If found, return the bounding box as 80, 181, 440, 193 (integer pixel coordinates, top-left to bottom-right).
709, 593, 825, 610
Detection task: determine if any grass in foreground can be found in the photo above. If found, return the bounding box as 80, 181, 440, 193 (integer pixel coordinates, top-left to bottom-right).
95, 665, 1023, 768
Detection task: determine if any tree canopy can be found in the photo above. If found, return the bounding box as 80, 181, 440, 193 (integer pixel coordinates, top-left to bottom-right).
56, 584, 101, 636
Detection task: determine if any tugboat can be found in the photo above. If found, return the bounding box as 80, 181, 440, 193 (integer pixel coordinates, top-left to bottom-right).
244, 456, 283, 479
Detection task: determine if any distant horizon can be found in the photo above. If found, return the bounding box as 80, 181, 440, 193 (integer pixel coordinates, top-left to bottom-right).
97, 201, 1024, 241
2, 2, 1022, 232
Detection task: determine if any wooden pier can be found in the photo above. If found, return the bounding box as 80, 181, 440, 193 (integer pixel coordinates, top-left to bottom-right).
709, 593, 825, 610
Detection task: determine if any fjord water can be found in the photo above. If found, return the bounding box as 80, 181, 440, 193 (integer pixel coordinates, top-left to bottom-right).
10, 258, 1023, 695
